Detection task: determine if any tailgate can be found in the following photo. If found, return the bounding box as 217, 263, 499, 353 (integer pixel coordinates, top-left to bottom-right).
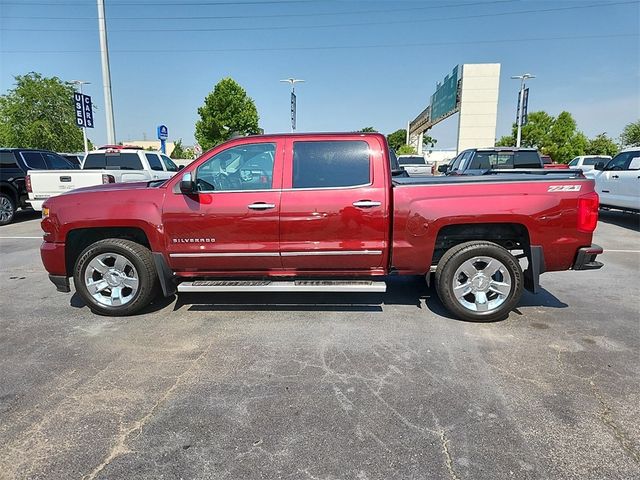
28, 170, 106, 201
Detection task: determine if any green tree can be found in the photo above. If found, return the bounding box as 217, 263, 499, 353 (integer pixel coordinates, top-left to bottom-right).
497, 111, 587, 163
586, 133, 619, 157
387, 129, 406, 151
423, 135, 437, 149
195, 77, 260, 150
359, 127, 377, 132
396, 144, 417, 155
620, 120, 640, 147
0, 72, 84, 151
170, 138, 186, 158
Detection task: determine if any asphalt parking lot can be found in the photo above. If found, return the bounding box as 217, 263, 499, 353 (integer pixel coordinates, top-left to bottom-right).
0, 210, 638, 480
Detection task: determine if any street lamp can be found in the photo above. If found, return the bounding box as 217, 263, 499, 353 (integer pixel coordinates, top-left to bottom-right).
510, 73, 535, 148
71, 80, 91, 155
280, 78, 304, 132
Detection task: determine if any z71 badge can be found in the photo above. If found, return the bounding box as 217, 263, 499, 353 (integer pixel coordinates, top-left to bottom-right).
548, 185, 582, 192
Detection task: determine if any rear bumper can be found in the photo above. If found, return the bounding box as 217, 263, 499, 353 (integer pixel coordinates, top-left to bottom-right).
572, 244, 604, 271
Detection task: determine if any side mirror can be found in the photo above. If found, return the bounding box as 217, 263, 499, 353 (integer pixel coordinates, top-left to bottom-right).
177, 165, 184, 171
594, 162, 605, 171
438, 164, 449, 173
180, 172, 196, 193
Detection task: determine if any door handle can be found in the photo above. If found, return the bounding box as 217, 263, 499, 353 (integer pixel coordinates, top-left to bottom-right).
612, 175, 619, 179
352, 200, 382, 208
248, 202, 276, 210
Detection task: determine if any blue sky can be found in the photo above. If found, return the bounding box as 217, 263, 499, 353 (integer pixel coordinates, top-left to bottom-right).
1, 0, 639, 149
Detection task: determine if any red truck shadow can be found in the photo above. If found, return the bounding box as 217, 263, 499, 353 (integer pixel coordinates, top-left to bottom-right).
70, 276, 567, 320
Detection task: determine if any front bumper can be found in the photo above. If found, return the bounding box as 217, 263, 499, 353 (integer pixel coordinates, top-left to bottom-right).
572, 244, 604, 271
41, 241, 67, 276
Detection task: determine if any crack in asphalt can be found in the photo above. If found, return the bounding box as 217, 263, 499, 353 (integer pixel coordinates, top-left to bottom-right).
82, 341, 214, 480
589, 380, 640, 464
439, 428, 460, 480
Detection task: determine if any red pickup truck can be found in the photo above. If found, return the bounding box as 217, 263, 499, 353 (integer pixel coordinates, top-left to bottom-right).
40, 133, 603, 322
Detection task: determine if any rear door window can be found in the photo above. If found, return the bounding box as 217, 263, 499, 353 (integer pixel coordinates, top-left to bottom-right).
145, 153, 164, 171
21, 152, 47, 169
43, 152, 75, 169
292, 140, 370, 189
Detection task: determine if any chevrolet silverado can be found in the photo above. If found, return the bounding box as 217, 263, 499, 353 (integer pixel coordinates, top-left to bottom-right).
40, 133, 603, 322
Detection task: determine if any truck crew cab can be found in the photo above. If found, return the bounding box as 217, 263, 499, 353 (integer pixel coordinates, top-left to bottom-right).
40, 133, 603, 322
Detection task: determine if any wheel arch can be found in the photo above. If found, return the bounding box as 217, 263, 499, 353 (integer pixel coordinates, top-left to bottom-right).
430, 222, 543, 293
65, 227, 151, 276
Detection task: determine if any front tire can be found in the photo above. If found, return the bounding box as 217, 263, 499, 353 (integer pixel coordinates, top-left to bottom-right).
0, 193, 16, 226
435, 241, 523, 322
74, 239, 159, 316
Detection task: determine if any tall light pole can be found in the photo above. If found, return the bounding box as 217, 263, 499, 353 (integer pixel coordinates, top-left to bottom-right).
280, 78, 304, 132
97, 0, 116, 144
71, 80, 91, 155
511, 73, 535, 148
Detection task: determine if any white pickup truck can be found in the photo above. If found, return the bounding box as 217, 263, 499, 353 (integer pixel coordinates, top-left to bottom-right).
27, 147, 180, 210
586, 147, 640, 213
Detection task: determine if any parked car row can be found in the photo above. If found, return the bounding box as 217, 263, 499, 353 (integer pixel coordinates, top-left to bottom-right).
27, 146, 180, 211
0, 148, 78, 225
0, 145, 180, 224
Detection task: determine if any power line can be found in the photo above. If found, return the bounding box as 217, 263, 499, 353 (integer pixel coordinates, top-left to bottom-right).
0, 0, 640, 33
1, 33, 636, 54
0, 0, 521, 20
1, 1, 637, 32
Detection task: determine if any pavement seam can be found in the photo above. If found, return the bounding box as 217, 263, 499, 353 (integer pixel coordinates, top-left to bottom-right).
82, 340, 214, 480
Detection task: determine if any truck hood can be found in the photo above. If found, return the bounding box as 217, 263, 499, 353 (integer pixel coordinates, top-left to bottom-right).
64, 181, 158, 195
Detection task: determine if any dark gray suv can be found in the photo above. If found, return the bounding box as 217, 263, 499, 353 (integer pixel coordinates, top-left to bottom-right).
440, 147, 543, 175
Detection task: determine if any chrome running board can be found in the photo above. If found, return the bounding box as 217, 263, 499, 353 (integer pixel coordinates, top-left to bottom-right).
177, 279, 387, 293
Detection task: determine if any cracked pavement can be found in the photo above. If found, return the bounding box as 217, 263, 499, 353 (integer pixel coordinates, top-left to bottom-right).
0, 210, 638, 479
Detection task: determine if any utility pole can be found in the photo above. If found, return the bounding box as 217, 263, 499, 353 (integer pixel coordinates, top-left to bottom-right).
71, 80, 90, 155
97, 0, 116, 144
511, 73, 534, 148
280, 78, 304, 132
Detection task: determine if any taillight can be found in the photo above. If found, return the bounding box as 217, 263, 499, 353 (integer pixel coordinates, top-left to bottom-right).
102, 174, 115, 184
26, 174, 32, 193
577, 191, 599, 233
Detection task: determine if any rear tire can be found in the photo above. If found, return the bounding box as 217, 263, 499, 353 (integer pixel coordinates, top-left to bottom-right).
74, 238, 159, 316
435, 241, 523, 322
0, 193, 16, 226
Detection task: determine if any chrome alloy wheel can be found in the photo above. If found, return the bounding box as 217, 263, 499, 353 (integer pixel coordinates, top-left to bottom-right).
0, 196, 14, 223
452, 256, 512, 313
84, 253, 139, 307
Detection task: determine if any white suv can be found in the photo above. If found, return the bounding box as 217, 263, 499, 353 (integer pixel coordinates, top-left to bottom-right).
587, 148, 640, 212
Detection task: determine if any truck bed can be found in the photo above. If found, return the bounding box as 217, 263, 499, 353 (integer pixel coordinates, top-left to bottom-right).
393, 169, 585, 186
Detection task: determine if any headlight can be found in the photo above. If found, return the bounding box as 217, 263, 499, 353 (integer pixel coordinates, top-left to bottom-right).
42, 206, 49, 218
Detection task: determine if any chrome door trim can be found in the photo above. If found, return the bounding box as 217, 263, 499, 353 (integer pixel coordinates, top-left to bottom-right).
171, 250, 382, 258
281, 250, 382, 257
170, 252, 279, 258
